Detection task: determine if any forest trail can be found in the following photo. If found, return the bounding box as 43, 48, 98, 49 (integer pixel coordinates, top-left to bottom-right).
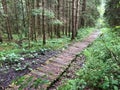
7, 30, 101, 90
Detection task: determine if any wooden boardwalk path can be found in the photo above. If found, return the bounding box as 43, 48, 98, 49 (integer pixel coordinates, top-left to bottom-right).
7, 30, 100, 90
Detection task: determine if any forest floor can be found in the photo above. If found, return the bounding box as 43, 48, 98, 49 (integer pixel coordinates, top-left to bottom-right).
49, 30, 101, 90
0, 50, 60, 88
0, 28, 94, 90
49, 53, 86, 90
5, 30, 100, 90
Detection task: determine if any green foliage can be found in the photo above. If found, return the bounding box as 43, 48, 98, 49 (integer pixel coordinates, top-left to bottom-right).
84, 0, 100, 26
0, 27, 95, 63
0, 52, 31, 71
59, 28, 120, 90
50, 19, 63, 25
96, 0, 106, 28
31, 78, 49, 89
104, 0, 120, 26
0, 53, 20, 66
0, 27, 94, 73
32, 8, 55, 19
114, 26, 120, 34
58, 79, 80, 90
76, 27, 94, 40
12, 76, 49, 90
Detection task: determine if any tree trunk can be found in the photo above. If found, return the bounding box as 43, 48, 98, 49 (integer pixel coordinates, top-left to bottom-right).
0, 34, 3, 43
71, 0, 75, 40
21, 0, 26, 37
1, 0, 13, 40
81, 0, 86, 26
14, 0, 19, 35
75, 0, 79, 37
68, 1, 71, 37
57, 0, 61, 38
42, 0, 46, 45
36, 0, 41, 36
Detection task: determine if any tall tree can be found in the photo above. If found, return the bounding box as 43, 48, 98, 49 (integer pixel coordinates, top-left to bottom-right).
42, 0, 46, 45
1, 0, 13, 40
81, 0, 86, 27
71, 0, 75, 40
0, 0, 100, 44
56, 0, 61, 38
105, 0, 120, 26
75, 0, 79, 36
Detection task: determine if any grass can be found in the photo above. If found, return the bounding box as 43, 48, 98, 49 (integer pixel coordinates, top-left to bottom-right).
76, 27, 95, 41
58, 27, 120, 90
0, 28, 94, 90
0, 27, 95, 57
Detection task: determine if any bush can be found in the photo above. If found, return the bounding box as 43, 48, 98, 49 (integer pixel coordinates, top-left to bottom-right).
59, 28, 120, 90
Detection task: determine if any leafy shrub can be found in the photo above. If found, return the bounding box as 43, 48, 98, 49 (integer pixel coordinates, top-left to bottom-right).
0, 53, 20, 65
59, 28, 120, 90
12, 76, 49, 90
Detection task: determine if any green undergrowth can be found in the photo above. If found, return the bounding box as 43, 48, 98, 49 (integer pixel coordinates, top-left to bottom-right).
11, 76, 49, 90
0, 27, 95, 66
1, 27, 95, 89
76, 27, 95, 41
58, 27, 120, 90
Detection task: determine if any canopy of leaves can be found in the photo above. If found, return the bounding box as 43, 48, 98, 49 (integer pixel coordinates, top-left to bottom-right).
32, 8, 55, 19
104, 0, 120, 26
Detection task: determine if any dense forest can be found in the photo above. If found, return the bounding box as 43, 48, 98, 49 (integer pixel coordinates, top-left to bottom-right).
0, 0, 120, 90
58, 0, 120, 90
0, 0, 100, 45
105, 0, 120, 26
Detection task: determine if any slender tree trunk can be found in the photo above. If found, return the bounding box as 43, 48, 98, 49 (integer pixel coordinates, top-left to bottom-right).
65, 0, 68, 36
42, 0, 46, 45
47, 2, 51, 38
21, 0, 26, 28
81, 0, 86, 26
14, 0, 19, 35
1, 0, 13, 40
26, 0, 31, 48
71, 0, 75, 40
49, 3, 53, 39
62, 0, 65, 35
57, 0, 61, 38
31, 0, 36, 41
68, 1, 71, 37
21, 0, 26, 37
0, 33, 3, 43
75, 0, 79, 37
36, 0, 41, 36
